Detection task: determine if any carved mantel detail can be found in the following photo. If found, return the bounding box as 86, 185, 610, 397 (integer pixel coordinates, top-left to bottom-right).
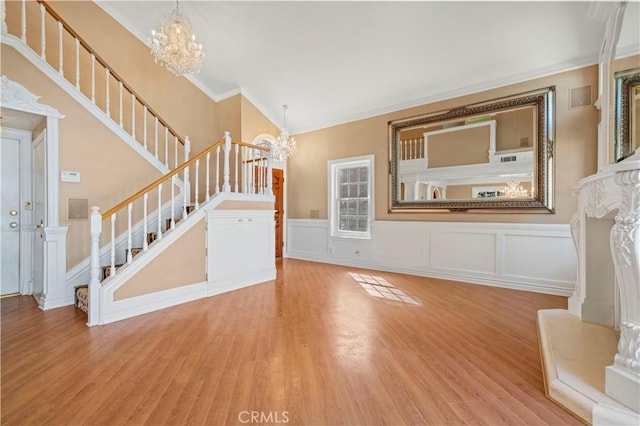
576, 160, 640, 412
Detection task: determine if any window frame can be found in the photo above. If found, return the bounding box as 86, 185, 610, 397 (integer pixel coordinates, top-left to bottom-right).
328, 154, 375, 239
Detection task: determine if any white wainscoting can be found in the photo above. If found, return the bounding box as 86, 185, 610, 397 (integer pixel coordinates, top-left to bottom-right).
286, 219, 577, 296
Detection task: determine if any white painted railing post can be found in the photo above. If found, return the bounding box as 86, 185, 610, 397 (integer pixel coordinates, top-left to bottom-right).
266, 149, 273, 196
88, 206, 102, 326
223, 131, 232, 192
0, 0, 6, 34
184, 136, 191, 206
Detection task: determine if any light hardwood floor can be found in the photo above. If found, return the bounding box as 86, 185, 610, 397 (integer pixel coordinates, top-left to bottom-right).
1, 259, 579, 425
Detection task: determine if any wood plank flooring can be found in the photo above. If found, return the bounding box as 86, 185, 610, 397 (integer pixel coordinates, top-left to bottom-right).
1, 259, 579, 425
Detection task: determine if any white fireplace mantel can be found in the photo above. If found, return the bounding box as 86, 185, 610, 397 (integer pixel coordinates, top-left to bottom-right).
539, 158, 639, 425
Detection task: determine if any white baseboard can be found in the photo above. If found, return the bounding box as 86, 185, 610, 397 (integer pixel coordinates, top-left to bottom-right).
100, 281, 207, 325
286, 219, 577, 296
207, 268, 277, 297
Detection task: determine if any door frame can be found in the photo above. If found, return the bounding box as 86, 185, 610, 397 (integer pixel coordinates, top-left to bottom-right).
252, 134, 288, 257
1, 128, 34, 295
1, 76, 69, 309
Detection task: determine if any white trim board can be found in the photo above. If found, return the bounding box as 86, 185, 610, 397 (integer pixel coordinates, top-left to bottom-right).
286, 219, 576, 296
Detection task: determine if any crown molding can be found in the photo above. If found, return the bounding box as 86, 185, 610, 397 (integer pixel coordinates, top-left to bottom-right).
291, 54, 600, 135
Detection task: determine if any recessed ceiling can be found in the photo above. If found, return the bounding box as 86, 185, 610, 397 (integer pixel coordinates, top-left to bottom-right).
96, 1, 639, 135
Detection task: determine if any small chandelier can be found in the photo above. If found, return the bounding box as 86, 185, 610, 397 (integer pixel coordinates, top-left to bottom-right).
271, 105, 297, 161
149, 0, 204, 76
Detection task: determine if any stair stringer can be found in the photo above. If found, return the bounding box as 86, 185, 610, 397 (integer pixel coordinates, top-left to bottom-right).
97, 192, 275, 325
1, 34, 180, 178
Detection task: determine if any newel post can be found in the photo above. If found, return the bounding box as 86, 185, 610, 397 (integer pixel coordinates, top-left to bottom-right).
184, 136, 191, 205
266, 149, 274, 196
87, 206, 102, 326
222, 131, 231, 192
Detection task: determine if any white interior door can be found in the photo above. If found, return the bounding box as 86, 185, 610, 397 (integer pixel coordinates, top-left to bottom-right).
32, 132, 45, 300
0, 135, 21, 295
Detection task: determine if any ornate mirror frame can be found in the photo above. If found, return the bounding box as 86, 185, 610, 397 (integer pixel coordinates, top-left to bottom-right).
613, 68, 640, 162
388, 86, 555, 213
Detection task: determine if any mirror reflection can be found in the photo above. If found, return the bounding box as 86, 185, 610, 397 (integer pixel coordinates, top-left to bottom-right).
614, 68, 640, 162
389, 87, 555, 212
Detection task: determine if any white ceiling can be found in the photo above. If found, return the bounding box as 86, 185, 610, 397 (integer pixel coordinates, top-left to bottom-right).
96, 1, 640, 135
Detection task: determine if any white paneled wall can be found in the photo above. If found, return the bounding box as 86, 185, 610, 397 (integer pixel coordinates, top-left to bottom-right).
287, 219, 576, 296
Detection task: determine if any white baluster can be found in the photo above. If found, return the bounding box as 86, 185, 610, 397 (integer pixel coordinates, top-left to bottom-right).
157, 183, 163, 240
58, 21, 63, 75
195, 159, 200, 210
183, 164, 188, 219
170, 176, 175, 229
184, 137, 191, 208
242, 147, 247, 194
143, 107, 148, 149
110, 213, 116, 278
143, 193, 149, 251
215, 146, 220, 194
105, 68, 110, 117
126, 203, 132, 264
21, 0, 26, 42
174, 136, 178, 169
118, 82, 123, 127
154, 117, 159, 159
205, 152, 211, 202
131, 94, 136, 138
88, 207, 102, 326
234, 143, 239, 193
75, 38, 80, 89
91, 55, 95, 103
266, 149, 273, 196
223, 132, 231, 192
164, 127, 169, 168
40, 4, 45, 59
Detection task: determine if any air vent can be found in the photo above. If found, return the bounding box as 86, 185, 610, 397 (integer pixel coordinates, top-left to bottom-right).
68, 198, 88, 220
570, 86, 592, 109
501, 156, 517, 163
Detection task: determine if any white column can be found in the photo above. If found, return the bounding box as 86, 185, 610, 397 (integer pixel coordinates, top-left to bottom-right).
88, 207, 102, 326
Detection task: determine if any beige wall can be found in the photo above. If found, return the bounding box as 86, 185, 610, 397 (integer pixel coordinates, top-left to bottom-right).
288, 65, 599, 224
428, 125, 491, 167
2, 45, 164, 268
114, 218, 206, 300
240, 96, 280, 142
495, 107, 535, 151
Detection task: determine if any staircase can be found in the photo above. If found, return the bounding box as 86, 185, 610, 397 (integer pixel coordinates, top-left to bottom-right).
3, 1, 277, 324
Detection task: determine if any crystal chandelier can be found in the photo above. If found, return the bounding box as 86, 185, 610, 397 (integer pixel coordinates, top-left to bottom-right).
149, 0, 204, 76
271, 105, 297, 161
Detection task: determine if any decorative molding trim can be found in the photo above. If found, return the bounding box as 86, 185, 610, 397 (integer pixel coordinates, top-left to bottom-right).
1, 75, 64, 118
286, 219, 575, 296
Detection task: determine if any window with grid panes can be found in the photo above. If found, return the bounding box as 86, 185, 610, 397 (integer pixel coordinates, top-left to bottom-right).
328, 155, 374, 238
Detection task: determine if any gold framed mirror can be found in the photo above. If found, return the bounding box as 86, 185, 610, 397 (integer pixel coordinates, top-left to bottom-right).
614, 68, 640, 162
388, 87, 555, 213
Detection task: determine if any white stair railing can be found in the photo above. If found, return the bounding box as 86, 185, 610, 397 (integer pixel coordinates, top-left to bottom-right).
87, 132, 273, 323
3, 0, 189, 170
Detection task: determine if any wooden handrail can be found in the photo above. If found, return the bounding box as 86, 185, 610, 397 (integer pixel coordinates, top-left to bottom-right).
102, 137, 223, 219
36, 0, 185, 146
101, 139, 270, 219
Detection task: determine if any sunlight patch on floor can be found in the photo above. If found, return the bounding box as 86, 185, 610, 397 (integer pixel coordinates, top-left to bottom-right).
348, 273, 421, 306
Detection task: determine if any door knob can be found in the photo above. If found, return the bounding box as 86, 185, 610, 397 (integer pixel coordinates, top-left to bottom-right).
9, 210, 17, 216
34, 220, 44, 229
10, 222, 18, 229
